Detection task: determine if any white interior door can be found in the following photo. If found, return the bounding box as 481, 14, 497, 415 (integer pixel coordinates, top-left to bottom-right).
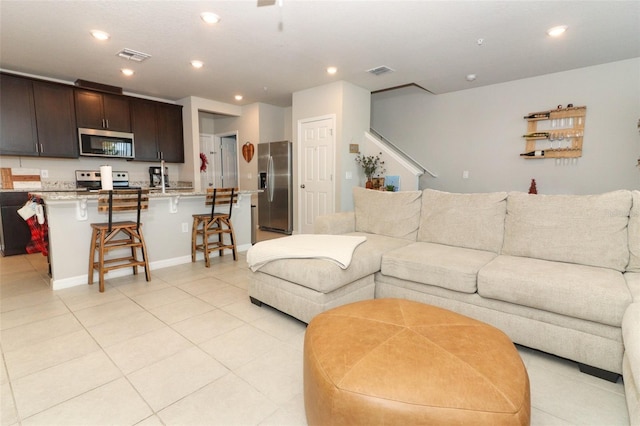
298, 116, 335, 234
220, 135, 238, 188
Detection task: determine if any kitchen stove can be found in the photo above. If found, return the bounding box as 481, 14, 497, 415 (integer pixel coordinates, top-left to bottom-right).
75, 170, 135, 191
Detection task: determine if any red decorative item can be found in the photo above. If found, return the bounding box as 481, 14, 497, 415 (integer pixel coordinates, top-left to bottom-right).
199, 153, 208, 172
528, 179, 538, 194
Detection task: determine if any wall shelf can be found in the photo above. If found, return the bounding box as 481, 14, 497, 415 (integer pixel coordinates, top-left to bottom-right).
521, 106, 586, 159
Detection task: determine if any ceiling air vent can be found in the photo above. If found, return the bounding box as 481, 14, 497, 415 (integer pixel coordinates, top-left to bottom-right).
367, 66, 395, 76
116, 48, 151, 62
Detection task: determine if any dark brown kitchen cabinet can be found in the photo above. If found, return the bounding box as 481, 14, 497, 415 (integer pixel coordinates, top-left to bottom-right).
75, 89, 131, 132
32, 81, 78, 158
157, 103, 184, 163
0, 73, 78, 158
0, 192, 31, 256
0, 73, 38, 156
131, 99, 184, 163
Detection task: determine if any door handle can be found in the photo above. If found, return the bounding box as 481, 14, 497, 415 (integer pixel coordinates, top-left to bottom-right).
300, 184, 305, 188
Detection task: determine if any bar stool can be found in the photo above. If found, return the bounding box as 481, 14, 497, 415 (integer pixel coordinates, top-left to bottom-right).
191, 187, 238, 267
88, 188, 150, 292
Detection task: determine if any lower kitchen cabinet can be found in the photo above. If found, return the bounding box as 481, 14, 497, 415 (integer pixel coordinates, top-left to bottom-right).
0, 192, 31, 256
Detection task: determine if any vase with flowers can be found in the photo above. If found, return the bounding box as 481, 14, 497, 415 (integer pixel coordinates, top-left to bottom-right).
355, 152, 386, 188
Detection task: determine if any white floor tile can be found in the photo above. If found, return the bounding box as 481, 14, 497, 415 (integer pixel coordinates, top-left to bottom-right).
86, 311, 165, 347
171, 309, 244, 344
148, 295, 215, 324
158, 372, 278, 425
127, 346, 228, 411
199, 323, 282, 370
0, 299, 69, 330
20, 378, 152, 426
4, 329, 99, 379
235, 345, 304, 405
11, 351, 121, 418
1, 382, 18, 425
104, 326, 192, 374
0, 313, 82, 352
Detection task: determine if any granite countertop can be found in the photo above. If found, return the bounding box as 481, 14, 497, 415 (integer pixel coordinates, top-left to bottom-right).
30, 188, 260, 201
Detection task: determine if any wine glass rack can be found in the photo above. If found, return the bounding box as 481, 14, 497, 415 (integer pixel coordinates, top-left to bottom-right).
522, 106, 586, 159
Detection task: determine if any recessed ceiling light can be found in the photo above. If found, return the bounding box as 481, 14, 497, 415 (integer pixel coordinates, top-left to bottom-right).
90, 30, 110, 41
200, 12, 221, 24
121, 68, 134, 76
466, 74, 477, 82
547, 25, 567, 37
191, 60, 204, 69
327, 66, 338, 75
234, 95, 243, 101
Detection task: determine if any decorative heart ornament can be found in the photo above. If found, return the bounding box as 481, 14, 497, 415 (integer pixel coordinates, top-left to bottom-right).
242, 142, 255, 163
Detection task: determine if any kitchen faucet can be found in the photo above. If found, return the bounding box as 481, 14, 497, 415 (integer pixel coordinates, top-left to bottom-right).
160, 159, 166, 194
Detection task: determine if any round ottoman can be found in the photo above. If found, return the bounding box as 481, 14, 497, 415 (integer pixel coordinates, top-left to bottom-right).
303, 298, 530, 425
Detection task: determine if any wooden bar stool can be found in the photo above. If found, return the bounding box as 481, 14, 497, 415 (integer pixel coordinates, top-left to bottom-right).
88, 188, 150, 292
191, 187, 238, 267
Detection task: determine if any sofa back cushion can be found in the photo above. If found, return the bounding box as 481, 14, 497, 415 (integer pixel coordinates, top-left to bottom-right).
628, 190, 640, 272
502, 190, 632, 271
353, 187, 422, 240
417, 189, 508, 253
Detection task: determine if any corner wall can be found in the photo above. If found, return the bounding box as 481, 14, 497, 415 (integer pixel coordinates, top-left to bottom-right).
292, 81, 370, 226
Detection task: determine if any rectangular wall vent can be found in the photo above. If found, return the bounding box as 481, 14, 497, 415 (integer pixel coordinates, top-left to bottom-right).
116, 48, 152, 62
367, 66, 395, 76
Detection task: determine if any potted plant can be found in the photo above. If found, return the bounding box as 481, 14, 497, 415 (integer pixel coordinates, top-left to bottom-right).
355, 152, 385, 188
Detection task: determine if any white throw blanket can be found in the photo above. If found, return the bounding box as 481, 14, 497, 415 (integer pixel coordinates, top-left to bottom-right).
247, 234, 367, 272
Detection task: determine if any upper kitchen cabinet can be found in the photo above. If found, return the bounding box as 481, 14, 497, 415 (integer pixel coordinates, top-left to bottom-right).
0, 73, 38, 156
0, 73, 78, 158
130, 99, 184, 163
32, 81, 78, 158
75, 89, 131, 132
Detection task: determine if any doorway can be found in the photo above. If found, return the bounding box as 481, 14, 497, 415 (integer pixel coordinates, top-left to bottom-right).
298, 115, 336, 234
199, 132, 239, 190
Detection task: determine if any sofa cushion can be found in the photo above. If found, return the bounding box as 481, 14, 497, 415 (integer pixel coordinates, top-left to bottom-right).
626, 272, 640, 302
353, 187, 422, 240
622, 303, 640, 409
502, 190, 632, 272
478, 255, 632, 327
255, 232, 411, 293
628, 190, 640, 272
418, 189, 507, 253
381, 242, 498, 294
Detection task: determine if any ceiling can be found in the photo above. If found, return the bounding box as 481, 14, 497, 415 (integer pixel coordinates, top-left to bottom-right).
1, 1, 639, 107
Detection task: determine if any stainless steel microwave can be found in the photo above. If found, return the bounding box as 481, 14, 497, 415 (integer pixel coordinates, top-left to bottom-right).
78, 128, 135, 159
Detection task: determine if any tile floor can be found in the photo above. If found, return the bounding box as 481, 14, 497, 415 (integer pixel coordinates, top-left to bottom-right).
1, 249, 630, 425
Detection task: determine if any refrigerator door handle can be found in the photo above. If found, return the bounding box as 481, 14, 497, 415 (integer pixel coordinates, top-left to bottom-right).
268, 155, 275, 202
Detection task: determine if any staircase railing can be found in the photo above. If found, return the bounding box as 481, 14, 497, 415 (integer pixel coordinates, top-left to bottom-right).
369, 128, 438, 178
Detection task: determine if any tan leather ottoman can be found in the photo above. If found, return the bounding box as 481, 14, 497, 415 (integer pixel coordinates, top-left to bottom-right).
304, 298, 530, 425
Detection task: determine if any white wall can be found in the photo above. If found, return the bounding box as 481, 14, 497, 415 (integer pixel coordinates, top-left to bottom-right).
372, 58, 640, 194
176, 96, 242, 191
292, 80, 370, 221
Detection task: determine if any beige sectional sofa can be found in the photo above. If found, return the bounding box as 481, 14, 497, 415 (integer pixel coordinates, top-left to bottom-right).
248, 187, 640, 423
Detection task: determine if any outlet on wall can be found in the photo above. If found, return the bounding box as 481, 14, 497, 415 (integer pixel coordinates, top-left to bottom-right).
181, 223, 189, 233
40, 169, 49, 178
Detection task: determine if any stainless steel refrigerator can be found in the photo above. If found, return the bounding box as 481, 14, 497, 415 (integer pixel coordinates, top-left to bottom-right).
258, 141, 293, 234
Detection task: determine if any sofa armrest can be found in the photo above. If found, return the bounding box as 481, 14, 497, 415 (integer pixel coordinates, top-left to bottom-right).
314, 212, 356, 234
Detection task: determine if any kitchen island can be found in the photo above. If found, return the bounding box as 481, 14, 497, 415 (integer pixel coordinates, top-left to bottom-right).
33, 189, 257, 290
